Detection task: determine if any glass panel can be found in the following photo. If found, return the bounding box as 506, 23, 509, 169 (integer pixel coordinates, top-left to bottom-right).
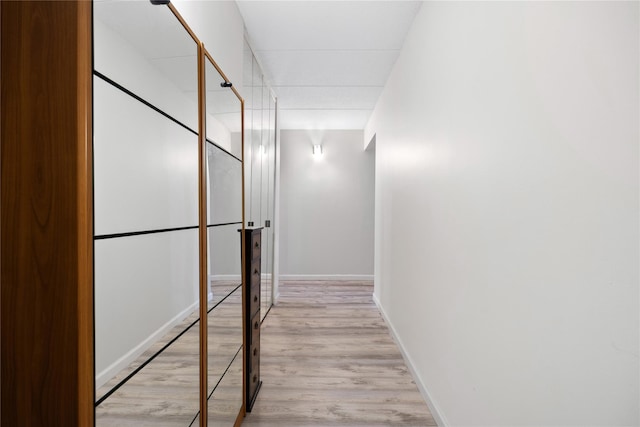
260, 82, 271, 320
93, 78, 198, 236
205, 64, 242, 159
242, 41, 277, 321
93, 1, 200, 424
243, 38, 254, 224
94, 0, 198, 130
264, 94, 277, 313
96, 308, 200, 426
250, 59, 263, 227
191, 347, 243, 427
95, 231, 199, 401
208, 144, 242, 226
205, 54, 244, 425
207, 288, 243, 407
208, 347, 243, 426
208, 226, 242, 309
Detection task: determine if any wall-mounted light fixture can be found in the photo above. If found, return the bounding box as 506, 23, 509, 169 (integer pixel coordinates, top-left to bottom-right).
313, 144, 323, 159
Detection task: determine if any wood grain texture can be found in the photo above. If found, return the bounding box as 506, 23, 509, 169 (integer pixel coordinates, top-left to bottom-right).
242, 281, 436, 427
76, 2, 94, 424
198, 40, 209, 427
1, 1, 93, 425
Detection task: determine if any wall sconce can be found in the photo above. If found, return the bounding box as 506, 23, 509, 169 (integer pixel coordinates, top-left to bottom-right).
313, 144, 323, 159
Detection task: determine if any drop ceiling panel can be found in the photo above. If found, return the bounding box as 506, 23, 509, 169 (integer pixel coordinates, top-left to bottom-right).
237, 1, 422, 130
237, 1, 422, 51
279, 109, 372, 130
258, 50, 399, 87
275, 86, 383, 110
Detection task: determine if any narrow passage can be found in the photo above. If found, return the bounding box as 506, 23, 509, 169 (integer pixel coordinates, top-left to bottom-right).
243, 281, 436, 427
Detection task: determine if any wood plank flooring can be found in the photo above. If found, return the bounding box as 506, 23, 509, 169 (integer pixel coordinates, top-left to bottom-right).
242, 281, 436, 427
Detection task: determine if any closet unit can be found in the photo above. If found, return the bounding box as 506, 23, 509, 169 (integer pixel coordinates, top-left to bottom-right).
1, 1, 277, 425
93, 2, 246, 426
243, 41, 277, 323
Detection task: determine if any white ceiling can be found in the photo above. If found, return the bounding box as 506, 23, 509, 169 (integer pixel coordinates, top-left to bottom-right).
236, 1, 422, 130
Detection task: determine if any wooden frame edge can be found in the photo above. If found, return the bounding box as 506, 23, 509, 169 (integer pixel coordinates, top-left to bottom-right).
203, 48, 244, 104
240, 97, 247, 420
1, 1, 94, 424
77, 1, 94, 425
152, 4, 247, 425
197, 40, 208, 427
168, 2, 200, 47
202, 43, 247, 424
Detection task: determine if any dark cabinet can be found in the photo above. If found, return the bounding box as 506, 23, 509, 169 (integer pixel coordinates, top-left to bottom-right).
243, 228, 263, 411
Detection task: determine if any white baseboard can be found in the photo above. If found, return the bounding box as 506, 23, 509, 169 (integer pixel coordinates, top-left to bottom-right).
280, 274, 374, 281
372, 293, 448, 427
209, 274, 272, 281
96, 300, 199, 391
210, 274, 241, 281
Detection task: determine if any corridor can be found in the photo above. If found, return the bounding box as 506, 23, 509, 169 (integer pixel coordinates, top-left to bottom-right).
243, 281, 435, 426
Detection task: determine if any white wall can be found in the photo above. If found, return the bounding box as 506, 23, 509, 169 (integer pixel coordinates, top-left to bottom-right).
280, 130, 374, 279
366, 2, 639, 426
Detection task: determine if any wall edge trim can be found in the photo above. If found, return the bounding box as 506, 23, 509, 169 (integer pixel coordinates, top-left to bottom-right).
372, 293, 449, 427
280, 274, 374, 281
210, 274, 242, 281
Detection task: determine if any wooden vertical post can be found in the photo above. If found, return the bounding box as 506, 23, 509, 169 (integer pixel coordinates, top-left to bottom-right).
197, 41, 208, 427
236, 98, 248, 427
1, 1, 93, 425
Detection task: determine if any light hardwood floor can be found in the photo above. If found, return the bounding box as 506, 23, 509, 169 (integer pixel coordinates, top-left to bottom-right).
242, 281, 436, 427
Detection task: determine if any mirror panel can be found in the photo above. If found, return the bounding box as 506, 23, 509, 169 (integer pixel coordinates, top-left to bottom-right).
208, 226, 242, 309
95, 2, 255, 424
243, 38, 254, 225
94, 0, 198, 131
205, 54, 244, 425
262, 93, 277, 317
208, 346, 243, 426
243, 39, 277, 321
260, 82, 271, 320
208, 144, 242, 226
205, 66, 242, 159
93, 77, 198, 236
96, 316, 200, 425
207, 285, 242, 383
207, 287, 243, 409
250, 58, 263, 227
93, 1, 200, 423
269, 94, 277, 311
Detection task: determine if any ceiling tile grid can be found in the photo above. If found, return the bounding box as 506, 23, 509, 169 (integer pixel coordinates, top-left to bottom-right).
274, 86, 384, 110
237, 1, 422, 130
258, 50, 400, 87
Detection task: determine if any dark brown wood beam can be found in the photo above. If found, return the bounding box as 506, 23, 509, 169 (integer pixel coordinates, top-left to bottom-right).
1, 1, 93, 425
